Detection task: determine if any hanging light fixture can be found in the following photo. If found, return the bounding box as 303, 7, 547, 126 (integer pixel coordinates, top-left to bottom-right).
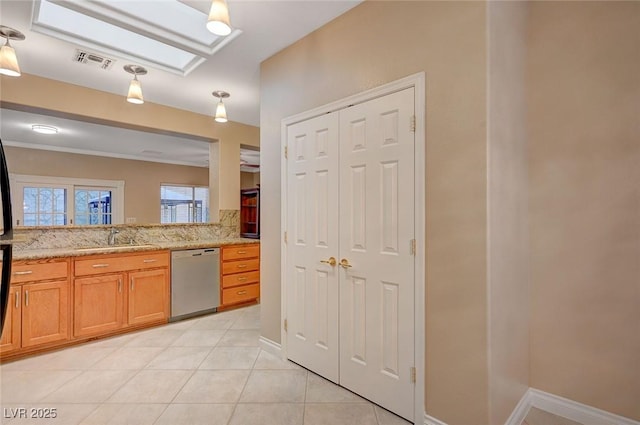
206, 0, 232, 36
0, 26, 26, 77
123, 64, 147, 104
212, 91, 230, 123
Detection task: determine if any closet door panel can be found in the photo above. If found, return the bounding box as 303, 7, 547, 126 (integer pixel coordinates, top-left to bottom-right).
338, 87, 416, 420
286, 112, 340, 383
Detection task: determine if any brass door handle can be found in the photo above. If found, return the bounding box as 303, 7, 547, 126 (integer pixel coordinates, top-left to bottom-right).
340, 259, 352, 269
320, 257, 337, 267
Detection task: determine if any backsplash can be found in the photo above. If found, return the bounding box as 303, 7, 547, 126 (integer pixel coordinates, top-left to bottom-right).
13, 209, 240, 251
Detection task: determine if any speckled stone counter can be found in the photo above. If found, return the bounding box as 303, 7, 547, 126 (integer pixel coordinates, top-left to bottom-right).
12, 238, 259, 261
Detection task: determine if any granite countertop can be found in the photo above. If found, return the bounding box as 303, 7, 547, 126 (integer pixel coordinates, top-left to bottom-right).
12, 238, 260, 261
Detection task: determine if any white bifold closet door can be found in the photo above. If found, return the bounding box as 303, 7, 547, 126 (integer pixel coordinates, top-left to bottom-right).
286, 87, 415, 421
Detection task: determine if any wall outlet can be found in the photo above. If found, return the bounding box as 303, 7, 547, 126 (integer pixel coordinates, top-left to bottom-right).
126, 217, 137, 224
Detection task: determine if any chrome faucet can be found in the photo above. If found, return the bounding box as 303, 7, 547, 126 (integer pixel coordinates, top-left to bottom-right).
108, 228, 120, 246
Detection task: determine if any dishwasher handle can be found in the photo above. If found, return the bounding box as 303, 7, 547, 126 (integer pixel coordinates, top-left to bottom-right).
171, 248, 220, 259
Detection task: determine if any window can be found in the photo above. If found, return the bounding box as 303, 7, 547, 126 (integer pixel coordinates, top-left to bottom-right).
11, 174, 124, 227
160, 185, 209, 223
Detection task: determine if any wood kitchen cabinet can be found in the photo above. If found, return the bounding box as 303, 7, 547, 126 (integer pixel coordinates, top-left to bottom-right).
74, 274, 125, 337
240, 188, 260, 239
0, 286, 22, 352
220, 243, 260, 309
21, 280, 70, 348
73, 251, 169, 338
128, 268, 169, 326
0, 260, 71, 356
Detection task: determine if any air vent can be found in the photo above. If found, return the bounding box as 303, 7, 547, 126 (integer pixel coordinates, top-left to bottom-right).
72, 49, 116, 70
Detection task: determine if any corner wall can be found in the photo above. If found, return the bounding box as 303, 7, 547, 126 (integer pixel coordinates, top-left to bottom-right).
527, 1, 640, 420
487, 2, 530, 424
260, 2, 489, 423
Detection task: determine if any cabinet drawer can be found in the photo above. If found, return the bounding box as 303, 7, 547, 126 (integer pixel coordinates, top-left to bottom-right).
222, 258, 259, 275
12, 261, 68, 284
222, 283, 259, 305
75, 251, 169, 276
222, 244, 259, 261
222, 270, 260, 288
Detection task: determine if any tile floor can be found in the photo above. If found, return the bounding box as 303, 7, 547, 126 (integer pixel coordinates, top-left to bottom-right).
0, 305, 410, 425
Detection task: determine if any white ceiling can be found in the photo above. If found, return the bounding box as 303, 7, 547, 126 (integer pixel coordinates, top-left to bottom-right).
0, 0, 361, 168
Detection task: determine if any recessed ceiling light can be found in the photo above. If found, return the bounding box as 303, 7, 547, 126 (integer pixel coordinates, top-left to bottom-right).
32, 125, 58, 134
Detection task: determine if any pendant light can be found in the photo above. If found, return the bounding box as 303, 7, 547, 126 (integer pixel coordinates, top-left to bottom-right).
206, 0, 232, 36
212, 91, 230, 123
0, 26, 26, 77
124, 65, 147, 104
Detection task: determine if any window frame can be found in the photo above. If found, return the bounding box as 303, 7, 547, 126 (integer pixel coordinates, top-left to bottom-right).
160, 183, 209, 224
10, 174, 125, 227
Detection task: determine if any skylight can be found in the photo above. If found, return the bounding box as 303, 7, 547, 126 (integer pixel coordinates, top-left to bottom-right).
31, 0, 241, 76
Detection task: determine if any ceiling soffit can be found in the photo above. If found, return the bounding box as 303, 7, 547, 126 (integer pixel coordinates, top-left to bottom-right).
31, 0, 242, 76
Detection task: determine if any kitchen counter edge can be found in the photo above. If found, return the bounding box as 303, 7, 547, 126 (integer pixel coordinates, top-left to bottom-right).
12, 238, 260, 261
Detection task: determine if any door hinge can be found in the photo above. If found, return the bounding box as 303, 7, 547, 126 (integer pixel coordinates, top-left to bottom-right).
410, 115, 416, 132
284, 318, 288, 332
284, 231, 288, 243
410, 366, 416, 383
410, 239, 416, 256
284, 146, 288, 159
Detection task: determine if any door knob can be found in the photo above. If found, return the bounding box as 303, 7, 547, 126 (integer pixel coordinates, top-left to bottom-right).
320, 257, 337, 267
339, 258, 352, 269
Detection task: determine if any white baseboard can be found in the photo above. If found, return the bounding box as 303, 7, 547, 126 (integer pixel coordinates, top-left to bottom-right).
258, 336, 282, 357
527, 388, 640, 425
504, 389, 534, 425
426, 388, 639, 425
424, 412, 448, 425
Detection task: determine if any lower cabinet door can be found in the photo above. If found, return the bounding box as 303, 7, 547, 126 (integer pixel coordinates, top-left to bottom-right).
21, 280, 70, 348
0, 286, 22, 353
128, 269, 169, 326
74, 274, 125, 338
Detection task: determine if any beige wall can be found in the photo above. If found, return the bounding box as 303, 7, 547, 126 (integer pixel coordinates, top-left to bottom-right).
528, 1, 640, 420
241, 172, 260, 189
260, 2, 489, 423
5, 146, 208, 224
487, 2, 530, 424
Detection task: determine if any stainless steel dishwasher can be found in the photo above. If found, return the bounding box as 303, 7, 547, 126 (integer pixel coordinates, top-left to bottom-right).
170, 248, 220, 321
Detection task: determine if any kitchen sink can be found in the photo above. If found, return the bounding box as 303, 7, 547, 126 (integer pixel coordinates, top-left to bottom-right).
75, 244, 157, 252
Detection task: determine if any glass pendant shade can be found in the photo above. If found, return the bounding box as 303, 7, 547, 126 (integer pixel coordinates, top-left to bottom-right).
0, 41, 21, 77
215, 100, 228, 123
127, 76, 144, 104
207, 0, 232, 36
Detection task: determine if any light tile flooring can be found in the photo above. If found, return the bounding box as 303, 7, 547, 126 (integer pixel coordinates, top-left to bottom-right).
0, 305, 410, 425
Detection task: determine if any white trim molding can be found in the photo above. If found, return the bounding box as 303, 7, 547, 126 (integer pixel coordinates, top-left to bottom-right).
258, 336, 282, 358
527, 389, 640, 425
505, 388, 640, 425
424, 412, 448, 425
504, 389, 532, 425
